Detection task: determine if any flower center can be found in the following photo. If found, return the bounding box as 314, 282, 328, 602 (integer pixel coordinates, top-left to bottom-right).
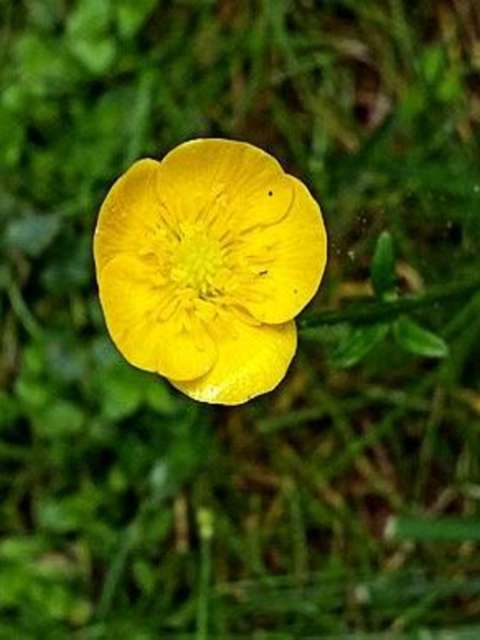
170, 225, 225, 298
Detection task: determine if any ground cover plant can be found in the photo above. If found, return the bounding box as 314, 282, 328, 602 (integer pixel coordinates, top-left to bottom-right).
2, 0, 480, 638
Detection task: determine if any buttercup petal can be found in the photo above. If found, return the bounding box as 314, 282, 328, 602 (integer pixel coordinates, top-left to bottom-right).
98, 255, 217, 381
235, 176, 327, 324
94, 158, 163, 274
170, 313, 297, 405
94, 139, 327, 404
155, 139, 295, 232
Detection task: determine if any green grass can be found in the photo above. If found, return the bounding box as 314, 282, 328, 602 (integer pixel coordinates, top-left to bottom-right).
2, 0, 480, 637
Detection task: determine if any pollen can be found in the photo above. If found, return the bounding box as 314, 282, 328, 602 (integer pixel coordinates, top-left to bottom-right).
170, 225, 226, 298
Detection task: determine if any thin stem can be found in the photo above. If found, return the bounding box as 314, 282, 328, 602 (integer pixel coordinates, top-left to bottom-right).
96, 496, 156, 620
299, 276, 480, 331
7, 280, 43, 339
96, 520, 139, 620
196, 509, 213, 640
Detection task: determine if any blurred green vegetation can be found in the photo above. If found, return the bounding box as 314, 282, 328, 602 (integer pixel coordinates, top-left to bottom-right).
2, 0, 480, 637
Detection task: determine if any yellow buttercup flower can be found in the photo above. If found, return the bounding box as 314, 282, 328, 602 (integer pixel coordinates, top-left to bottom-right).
93, 139, 327, 405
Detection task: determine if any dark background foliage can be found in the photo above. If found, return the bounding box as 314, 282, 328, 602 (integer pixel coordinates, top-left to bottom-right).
2, 0, 480, 638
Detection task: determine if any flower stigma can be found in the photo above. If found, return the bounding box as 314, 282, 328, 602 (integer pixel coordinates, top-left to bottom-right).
170, 223, 226, 299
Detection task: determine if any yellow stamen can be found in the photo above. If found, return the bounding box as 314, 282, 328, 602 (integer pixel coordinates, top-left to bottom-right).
170, 224, 226, 298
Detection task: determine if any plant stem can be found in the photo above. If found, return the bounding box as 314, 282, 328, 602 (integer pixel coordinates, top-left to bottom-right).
299, 276, 480, 331
196, 509, 213, 640
386, 516, 480, 542
7, 280, 43, 339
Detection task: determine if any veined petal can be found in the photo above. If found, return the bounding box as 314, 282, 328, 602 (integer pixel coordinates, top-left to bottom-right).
235, 176, 327, 324
94, 158, 165, 275
157, 318, 217, 382
98, 255, 217, 381
169, 314, 297, 405
155, 139, 295, 232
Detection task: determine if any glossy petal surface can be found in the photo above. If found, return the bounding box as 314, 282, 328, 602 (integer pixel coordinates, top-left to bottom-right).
234, 176, 327, 324
94, 139, 327, 405
98, 255, 217, 381
94, 158, 162, 274
171, 313, 297, 405
155, 139, 295, 231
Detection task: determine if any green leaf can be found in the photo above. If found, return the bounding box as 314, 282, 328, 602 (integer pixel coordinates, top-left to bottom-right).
386, 516, 480, 541
331, 323, 389, 368
66, 0, 116, 74
371, 231, 396, 298
421, 46, 445, 84
36, 490, 100, 534
69, 38, 116, 75
95, 361, 151, 420
100, 368, 144, 420
0, 105, 25, 168
67, 0, 111, 36
0, 392, 19, 428
0, 537, 45, 562
5, 213, 61, 257
37, 401, 85, 437
116, 0, 157, 39
15, 377, 51, 409
145, 380, 179, 415
393, 316, 449, 358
